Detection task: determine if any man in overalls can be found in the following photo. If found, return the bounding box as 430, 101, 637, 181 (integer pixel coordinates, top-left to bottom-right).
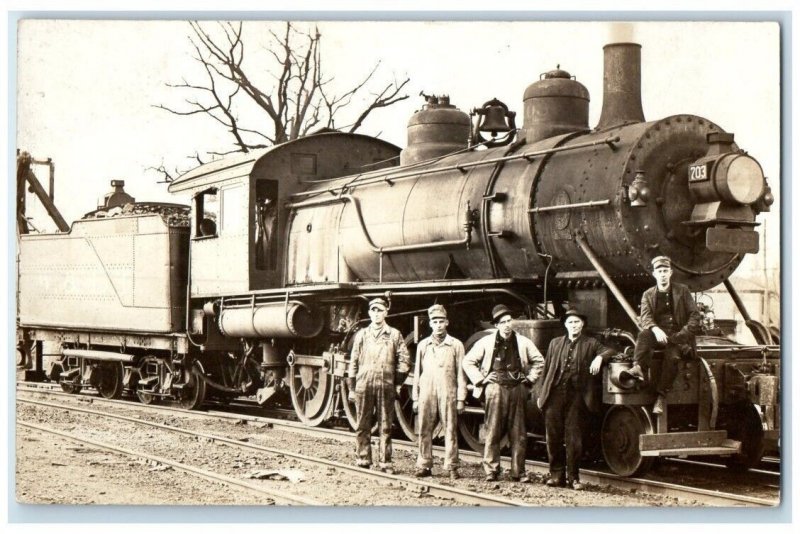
412, 304, 467, 479
348, 297, 411, 474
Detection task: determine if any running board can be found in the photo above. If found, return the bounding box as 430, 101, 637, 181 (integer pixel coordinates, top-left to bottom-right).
640, 430, 741, 457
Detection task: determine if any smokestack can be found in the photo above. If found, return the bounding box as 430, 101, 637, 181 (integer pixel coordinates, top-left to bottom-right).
596, 42, 645, 130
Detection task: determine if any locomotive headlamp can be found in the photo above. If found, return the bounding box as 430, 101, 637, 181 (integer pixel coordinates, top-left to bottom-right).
688, 152, 765, 205
685, 142, 765, 253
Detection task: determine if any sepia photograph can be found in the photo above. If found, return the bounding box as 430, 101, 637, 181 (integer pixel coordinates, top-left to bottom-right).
10, 14, 783, 516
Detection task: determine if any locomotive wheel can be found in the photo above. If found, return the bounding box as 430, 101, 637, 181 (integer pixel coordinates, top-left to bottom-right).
394, 382, 444, 442
457, 403, 510, 453
722, 403, 766, 471
96, 362, 124, 400
339, 379, 380, 434
393, 333, 442, 442
288, 363, 334, 426
178, 362, 207, 410
601, 405, 655, 477
457, 329, 508, 452
394, 382, 418, 441
339, 378, 359, 430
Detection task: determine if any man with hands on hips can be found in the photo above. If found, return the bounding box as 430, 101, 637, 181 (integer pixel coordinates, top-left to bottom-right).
463, 305, 544, 482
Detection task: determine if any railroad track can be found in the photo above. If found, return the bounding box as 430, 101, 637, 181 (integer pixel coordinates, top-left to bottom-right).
17, 396, 527, 507
18, 420, 320, 505
16, 383, 778, 506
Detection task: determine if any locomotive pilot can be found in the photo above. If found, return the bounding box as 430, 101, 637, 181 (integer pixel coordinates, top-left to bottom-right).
463, 305, 544, 482
347, 297, 411, 474
621, 256, 703, 414
537, 307, 616, 490
412, 304, 467, 479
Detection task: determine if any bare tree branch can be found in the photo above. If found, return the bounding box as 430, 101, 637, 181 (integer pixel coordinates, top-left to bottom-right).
155, 21, 410, 166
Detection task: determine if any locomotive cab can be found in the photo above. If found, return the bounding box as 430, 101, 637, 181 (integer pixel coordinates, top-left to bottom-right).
167, 132, 401, 297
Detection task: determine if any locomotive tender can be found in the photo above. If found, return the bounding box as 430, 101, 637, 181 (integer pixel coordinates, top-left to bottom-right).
17, 41, 779, 476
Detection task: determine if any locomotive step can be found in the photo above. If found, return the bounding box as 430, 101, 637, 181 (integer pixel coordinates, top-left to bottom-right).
639, 430, 741, 457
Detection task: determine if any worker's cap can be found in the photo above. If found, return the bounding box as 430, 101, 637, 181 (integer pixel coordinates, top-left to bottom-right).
562, 307, 587, 324
368, 297, 389, 311
651, 255, 672, 270
491, 304, 513, 323
427, 304, 447, 320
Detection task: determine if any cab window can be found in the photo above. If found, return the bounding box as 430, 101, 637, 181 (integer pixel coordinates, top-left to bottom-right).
194, 188, 219, 238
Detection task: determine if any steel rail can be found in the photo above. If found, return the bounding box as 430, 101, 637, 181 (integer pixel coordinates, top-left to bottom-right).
17, 420, 320, 505
18, 385, 779, 506
665, 457, 780, 478
17, 397, 526, 507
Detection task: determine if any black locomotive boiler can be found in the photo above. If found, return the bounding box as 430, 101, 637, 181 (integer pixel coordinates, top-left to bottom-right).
17, 41, 779, 476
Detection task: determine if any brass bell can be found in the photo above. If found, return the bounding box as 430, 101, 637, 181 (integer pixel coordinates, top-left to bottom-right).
478, 102, 512, 134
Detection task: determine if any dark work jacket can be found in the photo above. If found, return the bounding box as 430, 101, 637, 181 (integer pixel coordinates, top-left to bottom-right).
639, 282, 703, 351
536, 334, 615, 413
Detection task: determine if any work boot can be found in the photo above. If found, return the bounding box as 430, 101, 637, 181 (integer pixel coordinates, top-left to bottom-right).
545, 476, 565, 488
620, 364, 646, 382
652, 395, 665, 415
485, 471, 498, 482
449, 468, 460, 480
510, 474, 530, 483
414, 467, 432, 478
356, 461, 371, 469
569, 480, 585, 491
381, 466, 396, 475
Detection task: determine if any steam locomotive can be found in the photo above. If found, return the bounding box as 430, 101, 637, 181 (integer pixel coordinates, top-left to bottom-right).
17, 41, 779, 476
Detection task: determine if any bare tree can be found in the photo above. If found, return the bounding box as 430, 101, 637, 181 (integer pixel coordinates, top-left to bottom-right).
156, 21, 410, 160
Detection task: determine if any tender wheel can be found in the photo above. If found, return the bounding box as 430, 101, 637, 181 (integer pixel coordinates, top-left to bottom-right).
60, 382, 83, 394
136, 356, 160, 405
16, 343, 26, 368
721, 403, 766, 471
55, 361, 82, 394
288, 363, 334, 426
178, 362, 207, 410
136, 391, 159, 405
96, 362, 124, 400
601, 405, 655, 477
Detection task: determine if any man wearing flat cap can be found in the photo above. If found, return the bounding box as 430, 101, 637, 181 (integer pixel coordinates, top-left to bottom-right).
348, 297, 411, 474
463, 304, 544, 482
412, 304, 467, 479
537, 307, 616, 490
622, 255, 703, 415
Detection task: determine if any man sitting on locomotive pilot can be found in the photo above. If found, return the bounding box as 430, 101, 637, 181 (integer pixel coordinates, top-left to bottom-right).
621, 255, 704, 414
463, 304, 544, 482
347, 296, 411, 474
